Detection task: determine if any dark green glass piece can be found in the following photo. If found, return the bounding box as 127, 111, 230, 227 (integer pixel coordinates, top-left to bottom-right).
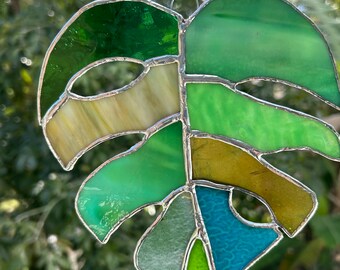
136, 192, 196, 270
40, 1, 179, 118
187, 240, 210, 270
76, 123, 186, 242
185, 0, 340, 106
187, 83, 340, 159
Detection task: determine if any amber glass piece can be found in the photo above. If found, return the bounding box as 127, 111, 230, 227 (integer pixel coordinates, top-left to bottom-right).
45, 63, 180, 169
39, 1, 179, 118
185, 0, 340, 106
191, 137, 316, 236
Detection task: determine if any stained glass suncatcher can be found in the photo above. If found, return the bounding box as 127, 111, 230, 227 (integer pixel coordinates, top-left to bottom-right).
38, 0, 340, 269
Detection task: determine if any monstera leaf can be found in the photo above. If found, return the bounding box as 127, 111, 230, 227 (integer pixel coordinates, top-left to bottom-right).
38, 0, 340, 269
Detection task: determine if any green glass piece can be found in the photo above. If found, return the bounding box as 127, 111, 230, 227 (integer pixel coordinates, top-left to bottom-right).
185, 0, 340, 106
40, 1, 179, 118
187, 83, 340, 159
136, 192, 196, 270
76, 123, 186, 242
187, 240, 210, 270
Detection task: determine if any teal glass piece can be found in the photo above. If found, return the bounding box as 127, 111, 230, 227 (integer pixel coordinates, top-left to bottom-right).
187, 83, 340, 159
196, 186, 281, 270
39, 1, 179, 118
185, 0, 340, 106
76, 123, 186, 242
136, 192, 196, 270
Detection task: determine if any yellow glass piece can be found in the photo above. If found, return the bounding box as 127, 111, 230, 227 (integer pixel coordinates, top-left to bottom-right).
45, 63, 180, 169
191, 137, 316, 236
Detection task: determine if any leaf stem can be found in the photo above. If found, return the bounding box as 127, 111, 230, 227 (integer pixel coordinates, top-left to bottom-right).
178, 22, 192, 185
178, 20, 216, 269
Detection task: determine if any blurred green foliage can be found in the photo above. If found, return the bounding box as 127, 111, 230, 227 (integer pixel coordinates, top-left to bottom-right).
0, 0, 340, 269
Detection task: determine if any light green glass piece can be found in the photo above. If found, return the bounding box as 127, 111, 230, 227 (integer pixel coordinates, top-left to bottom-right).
187, 83, 340, 159
39, 1, 179, 118
76, 123, 186, 242
187, 240, 210, 270
185, 0, 340, 106
136, 192, 196, 270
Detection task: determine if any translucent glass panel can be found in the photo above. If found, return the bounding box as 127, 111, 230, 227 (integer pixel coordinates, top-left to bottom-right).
45, 63, 180, 169
39, 1, 179, 117
191, 137, 315, 236
185, 0, 340, 106
187, 83, 340, 159
196, 186, 281, 270
136, 192, 196, 270
187, 240, 209, 270
76, 123, 185, 242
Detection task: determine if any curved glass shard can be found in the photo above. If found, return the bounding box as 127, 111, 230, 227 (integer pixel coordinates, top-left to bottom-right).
187, 83, 340, 160
39, 1, 179, 118
191, 137, 316, 236
187, 239, 210, 270
196, 186, 281, 270
76, 123, 186, 243
185, 0, 340, 106
45, 63, 180, 169
136, 192, 196, 270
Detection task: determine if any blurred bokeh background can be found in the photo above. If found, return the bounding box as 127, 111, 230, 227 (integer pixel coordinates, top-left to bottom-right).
1, 0, 340, 269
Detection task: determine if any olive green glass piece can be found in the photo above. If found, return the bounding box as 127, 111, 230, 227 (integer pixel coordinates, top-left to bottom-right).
136, 192, 196, 270
191, 137, 316, 236
185, 0, 340, 106
76, 123, 186, 242
187, 239, 210, 270
187, 83, 340, 159
39, 1, 179, 118
45, 63, 180, 169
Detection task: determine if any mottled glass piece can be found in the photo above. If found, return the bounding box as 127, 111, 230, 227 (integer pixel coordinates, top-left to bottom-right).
76, 123, 186, 242
187, 239, 209, 270
45, 63, 180, 169
191, 137, 315, 236
136, 192, 196, 270
39, 1, 179, 118
185, 0, 340, 106
196, 186, 281, 270
187, 83, 340, 159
